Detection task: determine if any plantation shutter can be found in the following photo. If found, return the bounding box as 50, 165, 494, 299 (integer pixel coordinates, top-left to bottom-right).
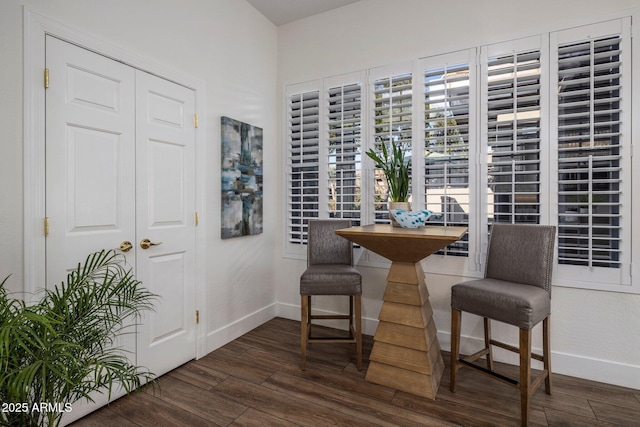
485, 43, 543, 226
327, 82, 362, 225
553, 19, 630, 284
424, 59, 472, 257
287, 90, 320, 244
371, 72, 413, 224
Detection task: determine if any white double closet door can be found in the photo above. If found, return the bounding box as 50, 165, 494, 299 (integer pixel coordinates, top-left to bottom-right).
45, 35, 197, 380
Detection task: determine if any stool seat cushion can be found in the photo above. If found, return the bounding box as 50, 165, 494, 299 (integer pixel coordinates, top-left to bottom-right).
300, 264, 362, 296
451, 278, 550, 330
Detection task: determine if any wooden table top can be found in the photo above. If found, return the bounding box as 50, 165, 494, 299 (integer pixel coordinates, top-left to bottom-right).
336, 224, 468, 263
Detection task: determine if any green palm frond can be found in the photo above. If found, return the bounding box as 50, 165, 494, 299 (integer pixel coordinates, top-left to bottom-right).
0, 250, 157, 427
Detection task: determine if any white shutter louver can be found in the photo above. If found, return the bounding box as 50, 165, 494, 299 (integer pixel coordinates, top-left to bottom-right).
556, 35, 622, 268
327, 83, 362, 225
372, 73, 413, 224
486, 49, 542, 225
288, 91, 320, 244
424, 63, 470, 257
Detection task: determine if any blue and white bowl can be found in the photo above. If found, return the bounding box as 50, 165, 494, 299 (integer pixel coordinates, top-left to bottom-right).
390, 209, 433, 228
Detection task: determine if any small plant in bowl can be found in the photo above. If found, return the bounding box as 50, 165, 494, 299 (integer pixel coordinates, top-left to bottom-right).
366, 139, 411, 225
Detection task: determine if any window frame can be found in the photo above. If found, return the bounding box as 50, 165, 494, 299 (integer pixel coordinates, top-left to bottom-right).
419, 50, 480, 276
326, 76, 364, 226
367, 63, 415, 226
285, 81, 322, 256
550, 18, 633, 291
284, 73, 367, 258
478, 34, 552, 270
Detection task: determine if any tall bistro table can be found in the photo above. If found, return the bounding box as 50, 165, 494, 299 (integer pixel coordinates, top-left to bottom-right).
335, 224, 468, 399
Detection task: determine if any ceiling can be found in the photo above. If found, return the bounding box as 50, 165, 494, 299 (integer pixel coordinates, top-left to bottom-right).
246, 0, 361, 26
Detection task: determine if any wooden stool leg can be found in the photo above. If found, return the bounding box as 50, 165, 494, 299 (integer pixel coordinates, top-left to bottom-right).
519, 328, 532, 427
301, 295, 309, 370
355, 295, 362, 370
543, 316, 552, 394
450, 308, 462, 392
484, 317, 494, 371
349, 296, 354, 338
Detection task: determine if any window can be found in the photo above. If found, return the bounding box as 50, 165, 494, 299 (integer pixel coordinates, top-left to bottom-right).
483, 39, 545, 230
551, 19, 632, 289
327, 82, 362, 225
287, 89, 320, 245
370, 71, 413, 224
423, 53, 475, 258
286, 74, 364, 249
557, 37, 621, 268
284, 17, 636, 292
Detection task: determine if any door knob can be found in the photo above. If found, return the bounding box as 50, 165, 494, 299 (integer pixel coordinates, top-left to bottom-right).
119, 241, 133, 252
140, 238, 162, 250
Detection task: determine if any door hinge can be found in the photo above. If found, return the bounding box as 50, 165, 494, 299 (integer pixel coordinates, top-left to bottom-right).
44, 217, 50, 237
195, 310, 200, 324
195, 212, 199, 226
194, 114, 199, 128
44, 68, 49, 89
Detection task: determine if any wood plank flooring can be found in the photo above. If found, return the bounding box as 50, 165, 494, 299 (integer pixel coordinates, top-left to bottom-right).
71, 317, 640, 426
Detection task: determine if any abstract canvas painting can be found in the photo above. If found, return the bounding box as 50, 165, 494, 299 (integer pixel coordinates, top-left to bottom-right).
221, 116, 263, 239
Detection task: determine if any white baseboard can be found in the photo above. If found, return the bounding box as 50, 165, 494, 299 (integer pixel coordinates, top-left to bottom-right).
275, 302, 640, 391
549, 350, 640, 390
205, 303, 278, 354
59, 387, 126, 426
440, 331, 640, 391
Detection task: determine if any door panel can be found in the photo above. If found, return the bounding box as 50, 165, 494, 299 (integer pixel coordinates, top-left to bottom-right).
45, 36, 136, 284
67, 66, 123, 111
147, 252, 187, 341
68, 126, 121, 228
135, 71, 196, 375
149, 140, 185, 224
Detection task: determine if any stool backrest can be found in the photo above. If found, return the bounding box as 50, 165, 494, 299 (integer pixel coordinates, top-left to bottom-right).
485, 224, 556, 293
307, 220, 353, 267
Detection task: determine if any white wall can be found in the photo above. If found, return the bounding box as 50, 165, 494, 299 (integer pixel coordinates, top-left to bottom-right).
275, 0, 640, 390
0, 0, 278, 355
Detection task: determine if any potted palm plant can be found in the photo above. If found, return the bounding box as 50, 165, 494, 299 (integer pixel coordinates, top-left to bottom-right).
365, 139, 411, 226
0, 249, 157, 427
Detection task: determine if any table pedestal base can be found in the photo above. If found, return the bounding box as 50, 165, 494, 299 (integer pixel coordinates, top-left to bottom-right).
365, 261, 443, 399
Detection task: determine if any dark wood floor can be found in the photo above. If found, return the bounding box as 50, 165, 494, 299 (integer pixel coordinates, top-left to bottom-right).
72, 317, 640, 426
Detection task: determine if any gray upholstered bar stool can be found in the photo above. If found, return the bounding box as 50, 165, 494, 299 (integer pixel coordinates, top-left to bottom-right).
450, 223, 556, 427
300, 219, 362, 371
